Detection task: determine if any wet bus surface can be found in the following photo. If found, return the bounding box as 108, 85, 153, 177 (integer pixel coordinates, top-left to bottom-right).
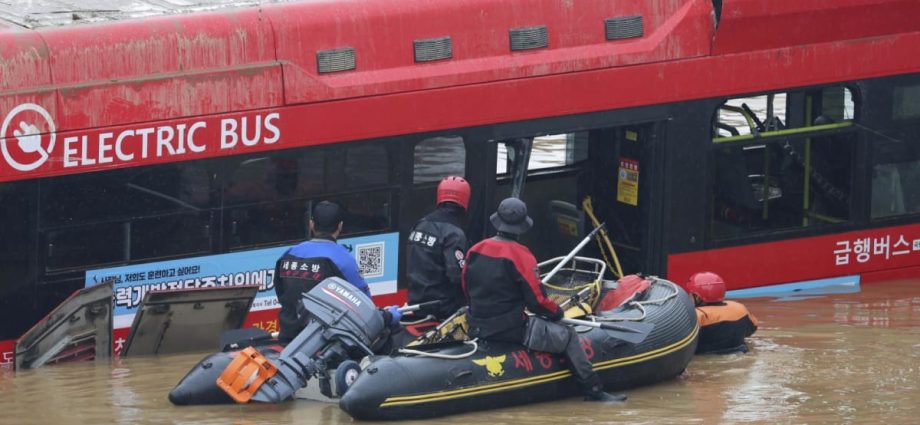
1, 280, 917, 425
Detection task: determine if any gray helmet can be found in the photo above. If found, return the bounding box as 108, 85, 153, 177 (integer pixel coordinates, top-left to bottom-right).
489, 197, 533, 235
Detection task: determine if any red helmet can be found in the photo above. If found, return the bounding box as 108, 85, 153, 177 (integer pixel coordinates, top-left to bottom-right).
686, 272, 726, 304
436, 176, 471, 210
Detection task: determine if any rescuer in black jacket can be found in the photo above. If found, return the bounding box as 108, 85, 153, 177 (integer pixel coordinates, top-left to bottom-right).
463, 197, 626, 402
406, 176, 471, 320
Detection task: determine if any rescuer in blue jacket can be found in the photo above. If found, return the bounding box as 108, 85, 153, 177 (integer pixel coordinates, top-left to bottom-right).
275, 201, 372, 341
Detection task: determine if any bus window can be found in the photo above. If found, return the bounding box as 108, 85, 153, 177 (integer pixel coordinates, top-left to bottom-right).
225, 142, 397, 249
529, 134, 585, 170
332, 191, 392, 236
892, 83, 920, 121
0, 181, 37, 339
225, 198, 307, 249
40, 163, 216, 272
45, 223, 126, 271
871, 88, 920, 219
413, 136, 465, 184
0, 181, 35, 297
819, 86, 856, 122
346, 144, 391, 189
224, 147, 326, 249
711, 88, 857, 239
871, 126, 920, 219
716, 94, 788, 136
496, 132, 588, 175
224, 151, 324, 206
41, 163, 215, 226
714, 88, 854, 138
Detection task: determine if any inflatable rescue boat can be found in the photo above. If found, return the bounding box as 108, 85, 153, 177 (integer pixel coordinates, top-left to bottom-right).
340, 272, 698, 420
169, 257, 698, 419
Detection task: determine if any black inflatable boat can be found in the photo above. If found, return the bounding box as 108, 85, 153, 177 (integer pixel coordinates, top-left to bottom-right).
168, 258, 697, 419
340, 276, 698, 420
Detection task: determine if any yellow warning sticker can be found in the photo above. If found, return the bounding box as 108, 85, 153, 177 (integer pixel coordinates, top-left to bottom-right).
625, 130, 639, 142
617, 158, 639, 206
556, 216, 579, 237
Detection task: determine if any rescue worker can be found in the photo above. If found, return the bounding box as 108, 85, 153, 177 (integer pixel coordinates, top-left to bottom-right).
274, 201, 373, 341
406, 176, 471, 320
687, 272, 759, 354
463, 197, 626, 402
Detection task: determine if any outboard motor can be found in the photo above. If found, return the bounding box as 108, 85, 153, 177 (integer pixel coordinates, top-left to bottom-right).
216, 277, 384, 404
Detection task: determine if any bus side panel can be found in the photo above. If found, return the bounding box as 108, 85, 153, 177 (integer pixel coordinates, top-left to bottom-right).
0, 29, 51, 92
39, 8, 283, 131
668, 223, 920, 290
714, 0, 920, 55
266, 0, 713, 104
0, 29, 56, 130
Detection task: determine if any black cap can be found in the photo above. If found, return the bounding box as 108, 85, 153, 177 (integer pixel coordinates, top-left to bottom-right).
312, 201, 343, 232
489, 197, 533, 235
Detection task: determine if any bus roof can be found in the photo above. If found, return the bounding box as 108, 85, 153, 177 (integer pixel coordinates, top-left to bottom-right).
0, 0, 293, 29
0, 0, 717, 133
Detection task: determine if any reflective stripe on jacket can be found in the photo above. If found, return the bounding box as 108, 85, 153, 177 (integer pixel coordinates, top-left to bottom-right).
274, 238, 369, 341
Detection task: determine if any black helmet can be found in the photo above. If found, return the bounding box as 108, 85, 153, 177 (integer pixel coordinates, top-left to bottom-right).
311, 201, 343, 232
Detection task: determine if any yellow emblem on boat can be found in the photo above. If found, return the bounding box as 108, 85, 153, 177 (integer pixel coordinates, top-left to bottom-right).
472, 355, 507, 377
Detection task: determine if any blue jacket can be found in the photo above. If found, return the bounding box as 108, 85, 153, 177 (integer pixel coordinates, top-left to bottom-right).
275, 238, 370, 340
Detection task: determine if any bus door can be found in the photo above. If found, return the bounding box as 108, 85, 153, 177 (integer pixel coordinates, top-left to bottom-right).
483, 124, 665, 278
489, 132, 590, 263
583, 123, 665, 276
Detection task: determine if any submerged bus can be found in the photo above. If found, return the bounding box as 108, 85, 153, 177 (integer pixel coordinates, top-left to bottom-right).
1, 0, 919, 362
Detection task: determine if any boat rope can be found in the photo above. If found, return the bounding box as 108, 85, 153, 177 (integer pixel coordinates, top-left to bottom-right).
397, 339, 479, 359
592, 278, 680, 322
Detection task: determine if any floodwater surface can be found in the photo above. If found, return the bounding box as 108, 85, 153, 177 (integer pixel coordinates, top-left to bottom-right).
1, 280, 919, 425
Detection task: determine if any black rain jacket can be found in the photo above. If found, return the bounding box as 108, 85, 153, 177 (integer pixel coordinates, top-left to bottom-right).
406, 203, 469, 320
462, 237, 562, 342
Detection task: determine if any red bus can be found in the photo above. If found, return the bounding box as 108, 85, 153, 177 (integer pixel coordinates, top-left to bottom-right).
2, 0, 919, 362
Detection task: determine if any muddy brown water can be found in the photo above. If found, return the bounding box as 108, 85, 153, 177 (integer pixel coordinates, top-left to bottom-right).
2, 280, 919, 425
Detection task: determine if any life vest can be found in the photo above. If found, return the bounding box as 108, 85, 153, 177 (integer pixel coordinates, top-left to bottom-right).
695, 300, 758, 354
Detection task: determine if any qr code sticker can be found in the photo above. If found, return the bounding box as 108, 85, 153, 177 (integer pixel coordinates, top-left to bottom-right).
356, 242, 385, 278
